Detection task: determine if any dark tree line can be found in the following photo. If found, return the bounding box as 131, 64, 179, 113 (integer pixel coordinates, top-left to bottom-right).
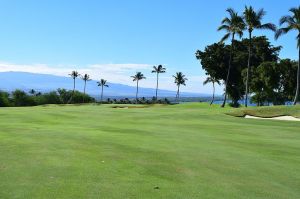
196, 36, 298, 106
0, 89, 95, 107
196, 6, 300, 107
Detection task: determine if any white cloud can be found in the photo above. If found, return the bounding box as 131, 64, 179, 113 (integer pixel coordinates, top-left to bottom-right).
0, 61, 224, 94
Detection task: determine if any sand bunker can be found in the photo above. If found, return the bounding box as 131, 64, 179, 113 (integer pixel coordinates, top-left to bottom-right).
112, 105, 148, 109
245, 115, 300, 121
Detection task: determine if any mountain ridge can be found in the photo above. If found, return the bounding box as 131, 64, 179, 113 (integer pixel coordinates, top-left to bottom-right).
0, 71, 208, 98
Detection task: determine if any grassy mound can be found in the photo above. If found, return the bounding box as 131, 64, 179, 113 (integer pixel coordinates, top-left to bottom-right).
227, 105, 300, 118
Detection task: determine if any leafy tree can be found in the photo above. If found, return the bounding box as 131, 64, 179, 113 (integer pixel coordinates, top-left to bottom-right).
0, 91, 11, 107
70, 90, 95, 103
152, 65, 166, 100
97, 79, 109, 102
243, 6, 276, 107
131, 72, 146, 103
250, 62, 281, 105
203, 76, 221, 105
173, 72, 188, 101
277, 59, 298, 102
36, 91, 62, 105
57, 88, 71, 104
275, 6, 300, 105
12, 90, 36, 106
218, 8, 245, 107
197, 36, 281, 106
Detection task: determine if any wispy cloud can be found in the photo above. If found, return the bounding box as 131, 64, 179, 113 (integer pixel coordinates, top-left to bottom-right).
0, 61, 150, 83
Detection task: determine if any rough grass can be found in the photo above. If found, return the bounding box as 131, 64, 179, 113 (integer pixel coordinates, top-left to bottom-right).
227, 105, 300, 118
0, 103, 300, 199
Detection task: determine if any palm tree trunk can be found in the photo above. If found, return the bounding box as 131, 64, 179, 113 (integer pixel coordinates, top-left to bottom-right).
221, 34, 235, 108
83, 80, 86, 103
210, 82, 215, 106
136, 80, 139, 104
293, 47, 300, 105
177, 85, 180, 102
67, 78, 76, 104
101, 85, 104, 102
245, 31, 252, 107
155, 73, 159, 101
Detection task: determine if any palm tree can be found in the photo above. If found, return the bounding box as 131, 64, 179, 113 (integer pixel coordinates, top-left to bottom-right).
203, 76, 221, 105
97, 79, 109, 102
173, 72, 188, 101
218, 8, 245, 107
243, 6, 276, 107
68, 70, 80, 103
275, 6, 300, 105
152, 65, 166, 100
81, 74, 91, 103
131, 72, 146, 103
29, 89, 36, 96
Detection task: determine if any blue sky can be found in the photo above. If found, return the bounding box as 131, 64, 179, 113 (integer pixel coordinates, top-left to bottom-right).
0, 0, 299, 94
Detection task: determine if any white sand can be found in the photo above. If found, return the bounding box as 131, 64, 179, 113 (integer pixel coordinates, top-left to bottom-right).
245, 115, 300, 121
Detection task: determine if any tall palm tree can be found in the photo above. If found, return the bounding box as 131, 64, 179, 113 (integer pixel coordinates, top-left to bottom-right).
218, 8, 245, 107
173, 72, 188, 101
152, 65, 166, 100
203, 76, 221, 105
81, 74, 91, 103
131, 72, 146, 103
243, 6, 276, 107
29, 89, 36, 96
68, 70, 80, 103
275, 6, 300, 105
97, 79, 109, 102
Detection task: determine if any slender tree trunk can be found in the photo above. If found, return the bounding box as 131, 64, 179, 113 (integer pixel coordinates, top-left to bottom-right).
83, 80, 86, 103
73, 78, 76, 92
293, 47, 300, 105
177, 85, 180, 102
136, 80, 139, 104
155, 73, 159, 101
210, 82, 215, 106
245, 30, 252, 107
221, 34, 235, 108
101, 85, 104, 102
68, 78, 76, 104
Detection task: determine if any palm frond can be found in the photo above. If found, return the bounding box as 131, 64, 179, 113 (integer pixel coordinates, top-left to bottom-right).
256, 8, 266, 20
221, 17, 231, 25
217, 24, 229, 31
279, 15, 295, 25
203, 77, 211, 85
237, 30, 243, 38
275, 27, 292, 39
220, 33, 231, 43
259, 23, 276, 31
226, 8, 236, 18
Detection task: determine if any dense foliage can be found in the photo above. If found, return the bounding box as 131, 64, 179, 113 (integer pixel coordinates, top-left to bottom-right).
196, 36, 298, 106
0, 89, 95, 107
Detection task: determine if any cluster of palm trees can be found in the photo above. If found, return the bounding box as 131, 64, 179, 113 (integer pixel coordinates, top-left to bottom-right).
68, 65, 188, 103
131, 65, 188, 103
68, 71, 108, 103
218, 6, 300, 107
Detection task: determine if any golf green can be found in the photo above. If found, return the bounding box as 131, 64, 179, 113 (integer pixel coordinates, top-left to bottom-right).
0, 103, 299, 198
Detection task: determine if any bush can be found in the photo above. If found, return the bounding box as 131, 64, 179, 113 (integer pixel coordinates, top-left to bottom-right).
0, 91, 11, 107
36, 91, 62, 105
12, 90, 36, 106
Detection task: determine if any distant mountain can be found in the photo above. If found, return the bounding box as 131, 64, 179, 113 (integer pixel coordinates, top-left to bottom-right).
0, 72, 207, 98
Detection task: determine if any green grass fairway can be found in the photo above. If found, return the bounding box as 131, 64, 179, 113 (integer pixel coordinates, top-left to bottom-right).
1, 103, 300, 198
